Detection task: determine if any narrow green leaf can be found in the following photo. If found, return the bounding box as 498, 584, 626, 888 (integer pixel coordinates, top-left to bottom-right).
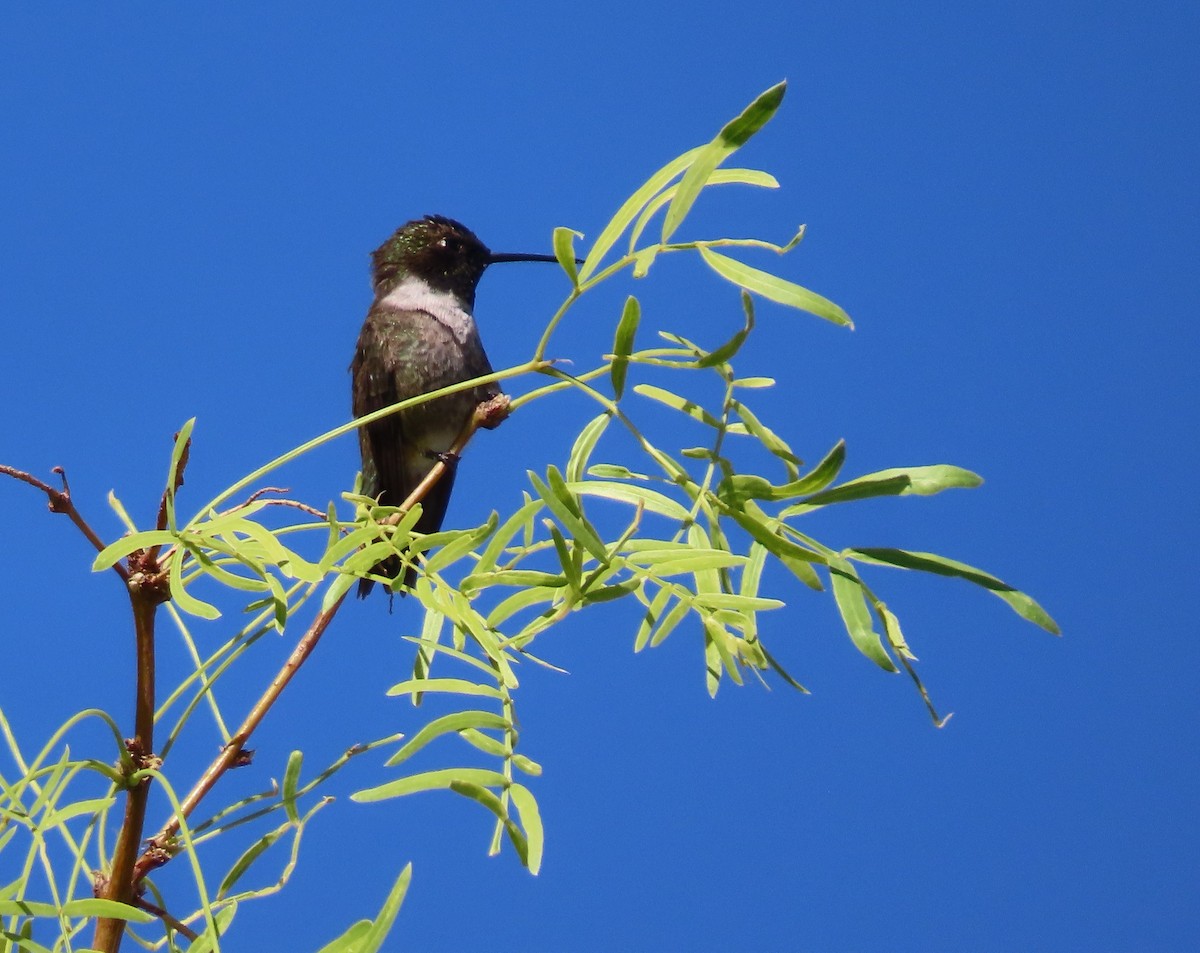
697, 291, 755, 368
732, 376, 776, 388
168, 548, 221, 620
322, 570, 357, 612
40, 796, 114, 829
793, 474, 912, 509
635, 586, 673, 652
92, 530, 179, 571
553, 227, 582, 286
462, 570, 569, 591
698, 245, 853, 327
527, 471, 608, 563
829, 557, 897, 671
422, 513, 498, 573
509, 783, 545, 875
545, 465, 583, 520
56, 899, 157, 924
315, 864, 412, 953
650, 592, 693, 648
662, 82, 787, 241
475, 497, 544, 574
164, 417, 195, 533
794, 465, 981, 511
566, 413, 611, 484
848, 547, 1061, 634
633, 384, 722, 428
629, 168, 779, 251
385, 711, 510, 767
512, 754, 543, 776
729, 400, 804, 479
282, 750, 303, 824
579, 146, 702, 282
386, 678, 503, 700
610, 296, 641, 399
625, 549, 748, 575
569, 480, 689, 520
458, 728, 508, 758
353, 768, 508, 802
217, 823, 286, 898
692, 592, 785, 611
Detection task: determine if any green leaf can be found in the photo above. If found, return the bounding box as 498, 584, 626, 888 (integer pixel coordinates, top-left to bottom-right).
528, 471, 609, 563
386, 678, 503, 700
448, 781, 529, 867
40, 795, 114, 829
322, 570, 357, 612
475, 497, 544, 574
649, 592, 693, 648
168, 547, 221, 620
509, 783, 545, 875
829, 557, 897, 671
728, 400, 806, 479
628, 168, 779, 251
662, 82, 786, 241
566, 413, 611, 484
578, 146, 702, 282
553, 227, 582, 286
217, 822, 286, 898
732, 376, 776, 388
462, 570, 569, 591
790, 465, 982, 512
458, 728, 508, 758
697, 291, 755, 367
635, 585, 674, 652
316, 864, 412, 953
692, 592, 785, 611
792, 474, 912, 509
422, 513, 498, 573
92, 529, 179, 571
569, 480, 690, 520
385, 711, 510, 767
610, 296, 641, 399
697, 245, 853, 327
633, 384, 722, 429
282, 750, 303, 824
848, 547, 1061, 634
353, 768, 508, 802
723, 504, 825, 590
164, 417, 195, 533
625, 549, 748, 575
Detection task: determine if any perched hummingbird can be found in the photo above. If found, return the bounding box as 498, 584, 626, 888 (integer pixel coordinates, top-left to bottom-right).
351, 215, 560, 596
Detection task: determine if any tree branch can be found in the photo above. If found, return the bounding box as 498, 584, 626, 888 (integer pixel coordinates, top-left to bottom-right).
0, 464, 129, 581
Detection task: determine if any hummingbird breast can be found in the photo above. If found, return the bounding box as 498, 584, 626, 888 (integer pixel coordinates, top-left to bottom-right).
351, 278, 498, 524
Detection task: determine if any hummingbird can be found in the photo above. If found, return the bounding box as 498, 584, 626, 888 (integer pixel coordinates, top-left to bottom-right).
351, 215, 560, 597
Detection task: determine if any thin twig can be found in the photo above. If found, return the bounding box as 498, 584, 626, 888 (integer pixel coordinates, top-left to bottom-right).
0, 463, 130, 581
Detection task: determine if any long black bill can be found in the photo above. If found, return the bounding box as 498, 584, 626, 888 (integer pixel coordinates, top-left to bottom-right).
487, 251, 568, 264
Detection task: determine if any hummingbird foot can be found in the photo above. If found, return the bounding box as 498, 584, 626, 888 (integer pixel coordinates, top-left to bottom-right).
475, 393, 511, 431
427, 450, 460, 467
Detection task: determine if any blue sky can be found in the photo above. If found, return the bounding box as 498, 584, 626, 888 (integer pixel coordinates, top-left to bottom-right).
1, 3, 1197, 951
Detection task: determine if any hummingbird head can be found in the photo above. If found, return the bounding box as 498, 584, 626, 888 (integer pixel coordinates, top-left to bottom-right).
370, 215, 559, 306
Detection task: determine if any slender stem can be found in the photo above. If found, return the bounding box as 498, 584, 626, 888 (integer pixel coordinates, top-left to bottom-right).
93, 589, 158, 953
0, 464, 129, 581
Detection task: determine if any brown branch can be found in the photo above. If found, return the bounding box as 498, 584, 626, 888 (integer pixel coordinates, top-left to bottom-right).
1, 464, 129, 581
93, 581, 162, 952
132, 897, 199, 943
